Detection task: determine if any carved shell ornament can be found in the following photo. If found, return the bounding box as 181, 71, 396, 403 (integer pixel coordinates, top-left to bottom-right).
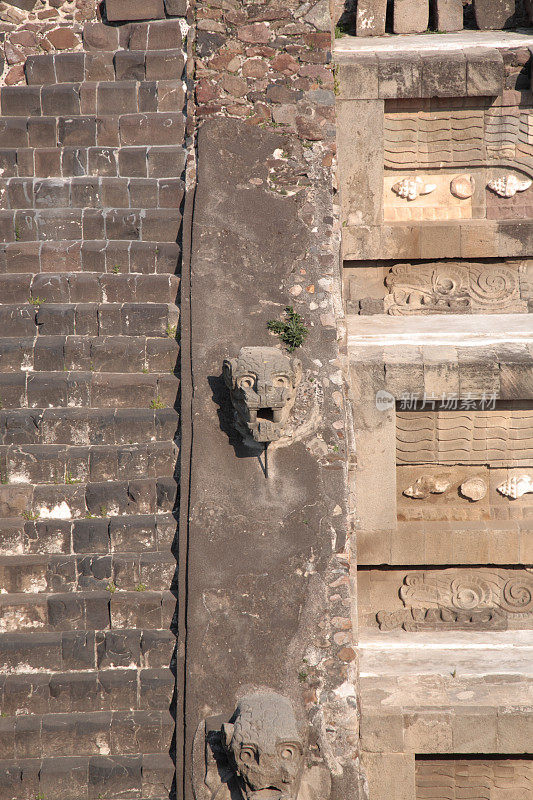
460, 477, 487, 501
450, 174, 475, 199
403, 475, 450, 499
392, 176, 437, 201
487, 174, 532, 198
497, 475, 533, 499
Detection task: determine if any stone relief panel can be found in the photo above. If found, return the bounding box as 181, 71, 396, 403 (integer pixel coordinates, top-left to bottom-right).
344, 259, 533, 315
383, 102, 533, 177
396, 408, 533, 467
416, 758, 533, 800
383, 99, 533, 223
358, 568, 533, 632
397, 465, 533, 521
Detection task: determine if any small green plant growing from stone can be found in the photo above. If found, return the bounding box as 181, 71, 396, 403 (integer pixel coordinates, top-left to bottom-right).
142, 367, 149, 374
100, 505, 107, 517
298, 669, 308, 683
22, 511, 39, 521
334, 24, 346, 38
65, 472, 82, 485
150, 396, 166, 410
106, 582, 117, 593
267, 306, 308, 352
135, 583, 147, 592
14, 225, 21, 241
29, 296, 44, 306
112, 265, 121, 273
166, 324, 177, 339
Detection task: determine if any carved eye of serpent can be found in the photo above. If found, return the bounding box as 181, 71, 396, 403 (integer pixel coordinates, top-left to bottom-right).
278, 745, 297, 760
239, 746, 257, 763
273, 376, 291, 388
238, 375, 255, 390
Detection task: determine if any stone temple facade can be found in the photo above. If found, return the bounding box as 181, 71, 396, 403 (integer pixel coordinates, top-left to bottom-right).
0, 0, 531, 798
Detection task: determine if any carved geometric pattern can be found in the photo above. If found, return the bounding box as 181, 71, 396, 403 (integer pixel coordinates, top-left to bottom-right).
384, 262, 527, 315
376, 569, 533, 631
396, 410, 533, 466
416, 759, 533, 800
384, 105, 533, 177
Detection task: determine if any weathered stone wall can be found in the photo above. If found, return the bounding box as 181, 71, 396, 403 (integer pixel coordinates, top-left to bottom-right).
178, 0, 362, 798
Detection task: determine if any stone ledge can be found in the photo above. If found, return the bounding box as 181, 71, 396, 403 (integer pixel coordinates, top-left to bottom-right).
337, 48, 504, 100
358, 522, 533, 566
343, 220, 533, 260
335, 29, 533, 54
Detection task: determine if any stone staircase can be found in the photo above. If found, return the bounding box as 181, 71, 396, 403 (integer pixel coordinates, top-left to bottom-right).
0, 18, 182, 800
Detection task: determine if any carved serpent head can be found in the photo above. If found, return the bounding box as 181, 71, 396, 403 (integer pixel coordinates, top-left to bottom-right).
221, 691, 305, 800
223, 347, 302, 443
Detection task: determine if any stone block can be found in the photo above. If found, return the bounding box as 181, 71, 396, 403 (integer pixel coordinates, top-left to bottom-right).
25, 54, 56, 85
378, 54, 421, 99
40, 757, 89, 800
363, 752, 415, 800
0, 86, 41, 117
473, 0, 514, 29
337, 57, 379, 100
83, 23, 121, 52
55, 53, 85, 84
164, 0, 187, 14
41, 84, 80, 116
393, 0, 429, 31
497, 710, 533, 751
105, 0, 165, 21
452, 711, 498, 752
419, 223, 461, 258
430, 0, 463, 29
5, 0, 39, 8
355, 0, 387, 35
421, 52, 466, 97
114, 51, 146, 82
465, 48, 503, 95
337, 100, 383, 228
403, 712, 453, 752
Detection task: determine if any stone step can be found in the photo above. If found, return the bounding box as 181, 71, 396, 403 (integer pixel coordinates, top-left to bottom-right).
0, 475, 178, 518
0, 513, 177, 556
0, 442, 177, 485
1, 270, 179, 304
0, 208, 181, 243
0, 408, 178, 446
0, 145, 186, 179
0, 81, 184, 118
0, 589, 175, 632
0, 302, 178, 337
0, 708, 173, 760
0, 241, 180, 275
0, 370, 178, 410
83, 19, 183, 52
1, 667, 174, 714
25, 49, 184, 85
0, 552, 176, 593
1, 335, 179, 373
0, 272, 179, 303
0, 752, 175, 799
0, 112, 185, 149
0, 177, 183, 211
0, 628, 175, 672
